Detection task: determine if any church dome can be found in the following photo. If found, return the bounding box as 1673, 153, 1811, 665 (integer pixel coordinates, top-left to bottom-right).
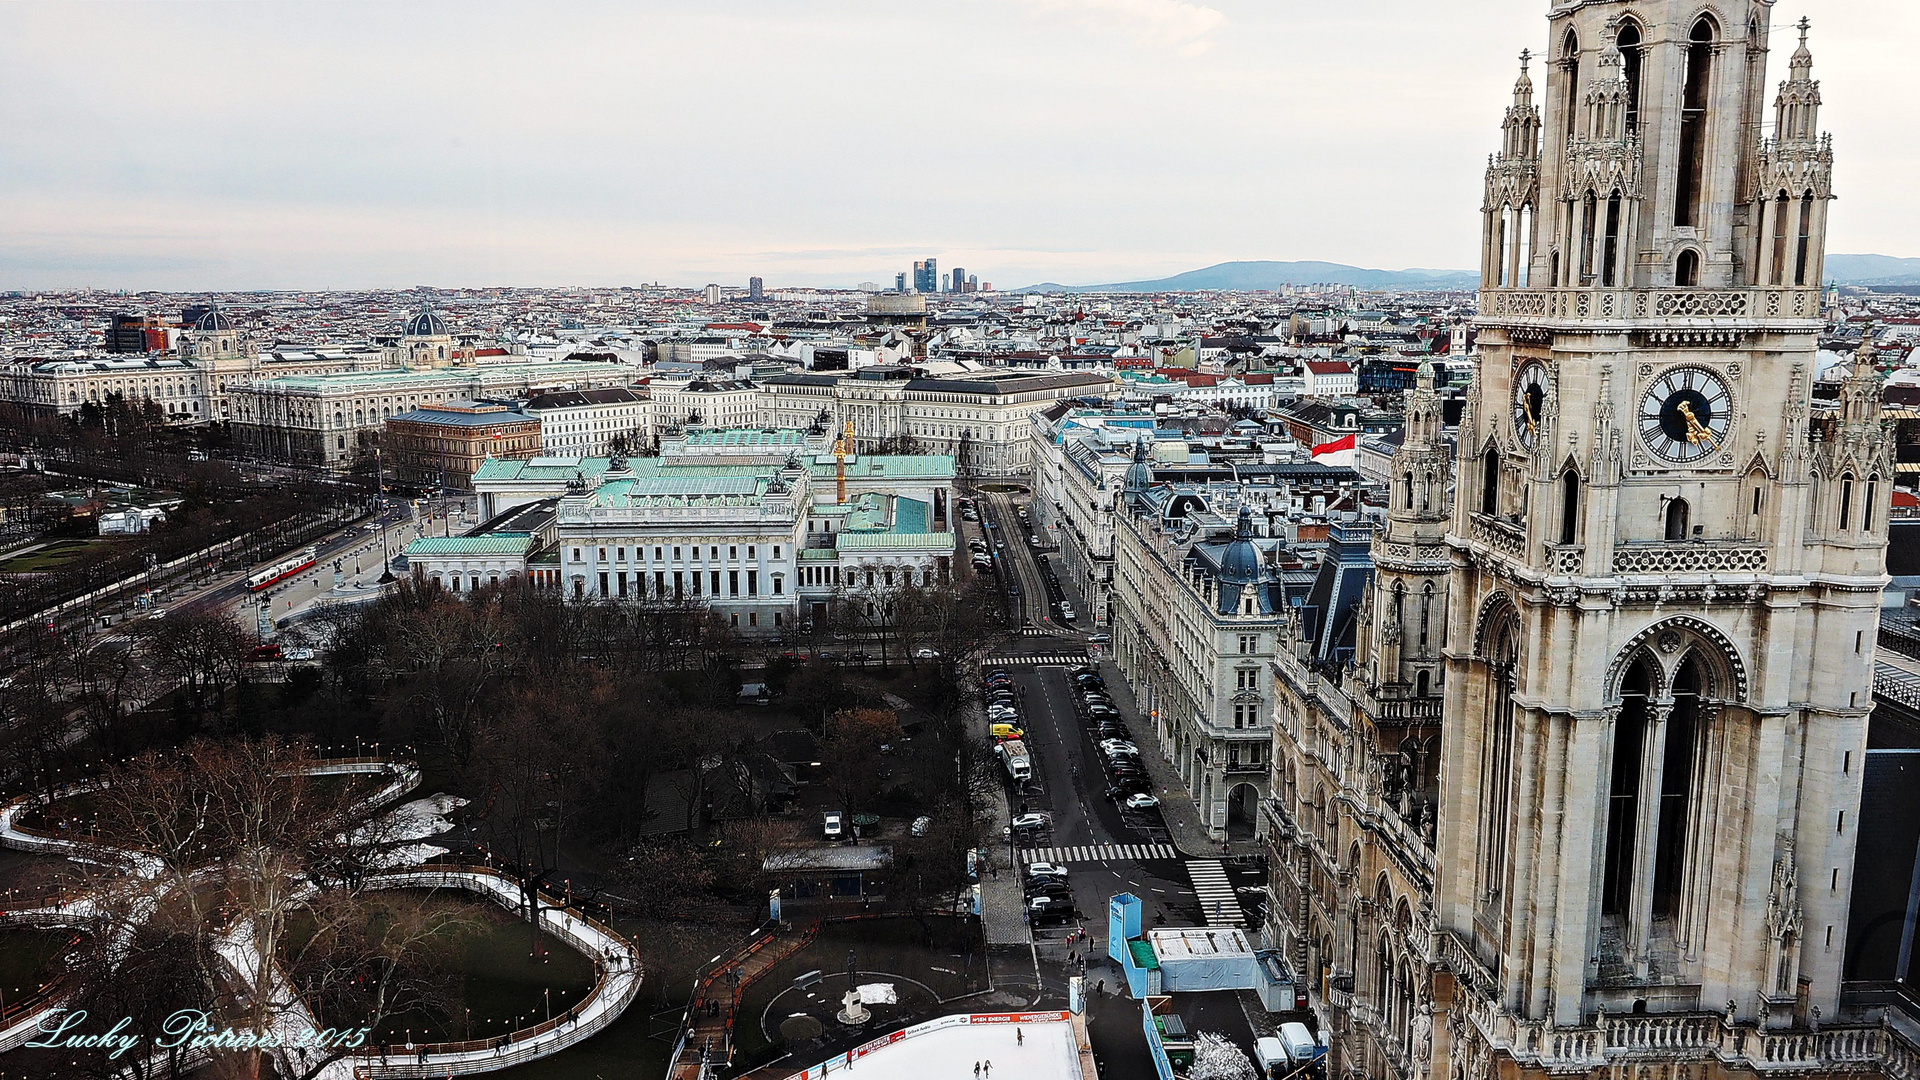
1218, 505, 1263, 584
403, 306, 449, 338
193, 307, 233, 332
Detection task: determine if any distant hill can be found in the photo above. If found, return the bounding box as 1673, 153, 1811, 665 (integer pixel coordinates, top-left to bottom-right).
1018, 260, 1479, 294
1827, 254, 1920, 286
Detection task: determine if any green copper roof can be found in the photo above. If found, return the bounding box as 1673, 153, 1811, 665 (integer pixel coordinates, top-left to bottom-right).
834, 531, 956, 551
473, 456, 614, 482
405, 536, 532, 556
680, 428, 811, 447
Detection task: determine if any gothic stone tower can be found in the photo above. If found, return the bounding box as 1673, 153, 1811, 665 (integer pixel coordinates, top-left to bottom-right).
1436, 2, 1887, 1076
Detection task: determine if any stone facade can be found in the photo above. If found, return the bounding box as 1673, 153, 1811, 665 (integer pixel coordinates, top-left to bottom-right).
1111, 470, 1283, 840
1272, 8, 1915, 1079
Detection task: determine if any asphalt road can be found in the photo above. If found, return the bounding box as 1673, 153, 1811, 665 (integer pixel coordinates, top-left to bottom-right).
975, 489, 1199, 938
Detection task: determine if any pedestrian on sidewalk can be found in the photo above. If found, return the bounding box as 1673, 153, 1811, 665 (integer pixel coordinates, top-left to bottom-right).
1016, 1028, 1024, 1046
975, 1061, 982, 1079
985, 1060, 993, 1078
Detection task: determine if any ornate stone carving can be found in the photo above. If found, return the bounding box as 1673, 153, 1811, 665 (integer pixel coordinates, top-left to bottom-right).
1611, 544, 1768, 574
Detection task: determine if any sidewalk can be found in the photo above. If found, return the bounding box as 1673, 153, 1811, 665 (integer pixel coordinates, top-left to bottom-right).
1088, 654, 1263, 862
978, 702, 1033, 948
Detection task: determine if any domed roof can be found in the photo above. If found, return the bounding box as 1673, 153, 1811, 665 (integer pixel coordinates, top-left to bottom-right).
1218, 506, 1263, 584
1123, 436, 1155, 495
403, 305, 449, 338
193, 306, 233, 332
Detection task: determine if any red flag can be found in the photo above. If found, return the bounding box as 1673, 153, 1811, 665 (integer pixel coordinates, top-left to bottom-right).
1310, 434, 1356, 457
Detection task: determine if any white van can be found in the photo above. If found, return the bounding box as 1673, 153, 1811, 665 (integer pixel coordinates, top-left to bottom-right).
1058, 602, 1077, 622
1254, 1037, 1290, 1079
1276, 1023, 1324, 1076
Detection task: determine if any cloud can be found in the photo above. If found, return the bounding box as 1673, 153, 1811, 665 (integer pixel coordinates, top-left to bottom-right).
1012, 0, 1226, 56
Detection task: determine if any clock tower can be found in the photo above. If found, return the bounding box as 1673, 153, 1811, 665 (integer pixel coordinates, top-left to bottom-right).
1434, 3, 1889, 1076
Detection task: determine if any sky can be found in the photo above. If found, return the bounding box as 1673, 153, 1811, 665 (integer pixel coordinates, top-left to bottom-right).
1, 0, 1914, 292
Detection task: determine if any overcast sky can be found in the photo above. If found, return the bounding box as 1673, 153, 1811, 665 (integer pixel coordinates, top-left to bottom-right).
1, 0, 1912, 292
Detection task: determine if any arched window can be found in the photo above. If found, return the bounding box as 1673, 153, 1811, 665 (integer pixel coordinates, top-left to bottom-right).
1479, 618, 1519, 898
1416, 669, 1430, 698
1676, 249, 1700, 287
1616, 21, 1643, 131
1653, 655, 1704, 919
1580, 191, 1599, 283
1559, 468, 1574, 541
1665, 497, 1690, 541
1674, 18, 1717, 226
1561, 28, 1581, 141
1602, 192, 1623, 286
1481, 448, 1500, 515
1839, 475, 1855, 530
1865, 477, 1879, 532
1796, 192, 1815, 285
1419, 583, 1434, 649
1771, 191, 1791, 284
1603, 656, 1654, 914
1403, 472, 1416, 510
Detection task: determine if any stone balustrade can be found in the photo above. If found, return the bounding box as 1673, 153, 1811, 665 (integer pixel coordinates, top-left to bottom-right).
1469, 513, 1526, 558
1611, 542, 1769, 575
1477, 286, 1821, 324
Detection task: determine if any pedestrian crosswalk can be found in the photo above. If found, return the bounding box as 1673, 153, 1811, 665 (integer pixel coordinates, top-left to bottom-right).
1022, 843, 1177, 864
981, 654, 1089, 667
1186, 859, 1245, 928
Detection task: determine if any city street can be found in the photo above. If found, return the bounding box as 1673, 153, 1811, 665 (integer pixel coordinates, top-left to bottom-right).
967, 487, 1259, 953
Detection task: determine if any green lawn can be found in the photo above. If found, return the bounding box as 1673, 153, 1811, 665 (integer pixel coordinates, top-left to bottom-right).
0, 538, 112, 573
302, 892, 596, 1046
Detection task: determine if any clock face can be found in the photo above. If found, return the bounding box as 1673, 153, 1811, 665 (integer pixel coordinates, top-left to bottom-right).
1512, 362, 1548, 448
1639, 367, 1732, 464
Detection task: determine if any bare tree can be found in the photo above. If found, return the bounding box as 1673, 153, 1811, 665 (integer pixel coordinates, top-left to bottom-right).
144, 610, 249, 725
73, 739, 479, 1080
821, 708, 902, 816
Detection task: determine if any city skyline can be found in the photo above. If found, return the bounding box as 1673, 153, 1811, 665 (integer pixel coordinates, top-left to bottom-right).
3, 0, 1914, 292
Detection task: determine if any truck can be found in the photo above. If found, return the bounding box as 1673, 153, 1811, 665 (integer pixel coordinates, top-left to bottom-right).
996, 739, 1032, 782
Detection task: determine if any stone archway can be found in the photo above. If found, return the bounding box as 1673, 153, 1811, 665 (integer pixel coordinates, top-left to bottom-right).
1226, 782, 1260, 839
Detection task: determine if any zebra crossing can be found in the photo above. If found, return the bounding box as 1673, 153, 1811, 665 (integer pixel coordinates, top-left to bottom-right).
1022, 843, 1177, 864
1186, 859, 1246, 928
981, 654, 1089, 668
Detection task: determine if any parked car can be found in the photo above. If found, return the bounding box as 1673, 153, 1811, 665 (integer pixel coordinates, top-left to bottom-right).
911, 816, 934, 837
1107, 777, 1153, 798
823, 811, 844, 840
1026, 862, 1069, 880
1124, 793, 1161, 811
1087, 632, 1110, 644
1027, 882, 1073, 902
1010, 812, 1052, 831
1101, 740, 1140, 757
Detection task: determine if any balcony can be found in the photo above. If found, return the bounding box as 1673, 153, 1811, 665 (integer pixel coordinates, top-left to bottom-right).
1370, 681, 1441, 726
1468, 512, 1526, 559
1542, 542, 1584, 576
1610, 541, 1768, 575
1477, 285, 1821, 328
1476, 1004, 1906, 1075
1326, 974, 1355, 1012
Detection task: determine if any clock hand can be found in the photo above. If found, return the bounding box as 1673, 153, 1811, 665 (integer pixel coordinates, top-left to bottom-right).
1676, 401, 1718, 449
